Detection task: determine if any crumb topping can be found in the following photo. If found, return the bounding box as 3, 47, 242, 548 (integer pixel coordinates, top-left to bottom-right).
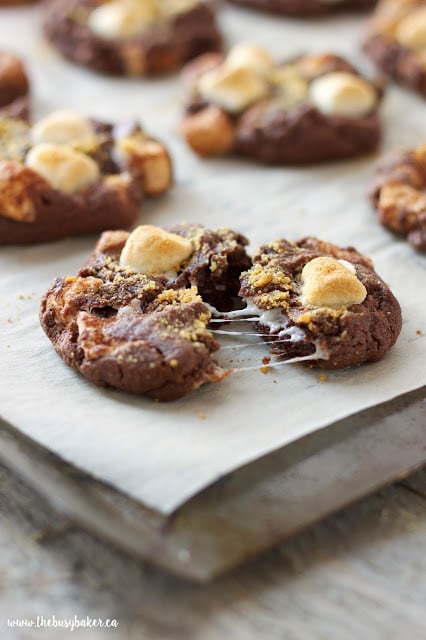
0, 119, 31, 162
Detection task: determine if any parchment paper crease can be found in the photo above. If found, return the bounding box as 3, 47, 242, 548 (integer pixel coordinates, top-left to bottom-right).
0, 7, 425, 514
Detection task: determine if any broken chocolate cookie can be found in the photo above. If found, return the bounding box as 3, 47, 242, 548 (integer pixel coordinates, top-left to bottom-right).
40, 223, 251, 400
239, 237, 402, 369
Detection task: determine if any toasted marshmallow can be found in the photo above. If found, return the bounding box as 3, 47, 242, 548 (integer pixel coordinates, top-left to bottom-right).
115, 134, 172, 195
198, 65, 268, 114
25, 144, 100, 194
159, 0, 198, 16
88, 0, 158, 40
226, 43, 274, 77
301, 256, 367, 308
119, 225, 193, 275
309, 71, 377, 118
0, 162, 36, 222
395, 7, 426, 51
31, 111, 96, 148
270, 65, 308, 107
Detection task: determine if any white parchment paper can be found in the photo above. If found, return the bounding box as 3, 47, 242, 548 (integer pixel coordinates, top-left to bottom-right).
0, 6, 425, 514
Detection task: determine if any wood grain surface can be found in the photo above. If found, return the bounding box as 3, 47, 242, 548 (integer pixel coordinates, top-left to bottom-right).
1, 462, 425, 640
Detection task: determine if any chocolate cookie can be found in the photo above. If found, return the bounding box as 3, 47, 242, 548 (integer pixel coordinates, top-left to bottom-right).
0, 52, 30, 121
43, 0, 222, 76
239, 237, 402, 369
228, 0, 376, 17
181, 46, 383, 164
369, 144, 426, 251
40, 223, 252, 400
364, 0, 426, 97
0, 111, 172, 244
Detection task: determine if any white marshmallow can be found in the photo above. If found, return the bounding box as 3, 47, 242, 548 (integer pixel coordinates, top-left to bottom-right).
270, 65, 308, 106
88, 0, 158, 40
226, 43, 274, 77
120, 225, 193, 275
31, 111, 96, 148
198, 65, 268, 114
395, 8, 426, 51
309, 71, 377, 118
159, 0, 198, 16
25, 144, 100, 194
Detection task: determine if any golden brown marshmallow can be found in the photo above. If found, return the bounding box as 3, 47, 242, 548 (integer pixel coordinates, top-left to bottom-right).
197, 65, 268, 114
88, 0, 158, 40
395, 7, 426, 51
160, 0, 198, 16
25, 144, 100, 194
309, 71, 377, 118
115, 134, 172, 195
0, 161, 36, 222
270, 65, 308, 106
301, 256, 367, 308
31, 111, 96, 148
119, 225, 193, 274
226, 43, 274, 77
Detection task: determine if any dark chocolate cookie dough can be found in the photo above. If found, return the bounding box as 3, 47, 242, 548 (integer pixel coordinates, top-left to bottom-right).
181, 47, 382, 164
0, 52, 30, 121
0, 112, 172, 244
40, 223, 251, 400
43, 0, 222, 76
229, 0, 376, 17
239, 237, 402, 369
369, 144, 426, 251
364, 0, 426, 97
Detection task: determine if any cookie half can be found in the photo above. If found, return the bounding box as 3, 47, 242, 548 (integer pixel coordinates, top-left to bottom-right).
40, 223, 251, 400
364, 0, 426, 97
43, 0, 222, 76
239, 237, 402, 369
369, 144, 426, 251
0, 52, 30, 121
0, 111, 172, 244
181, 46, 382, 164
228, 0, 376, 17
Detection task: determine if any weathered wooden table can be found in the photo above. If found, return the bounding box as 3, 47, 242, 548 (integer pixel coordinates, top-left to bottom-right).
1, 392, 425, 640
